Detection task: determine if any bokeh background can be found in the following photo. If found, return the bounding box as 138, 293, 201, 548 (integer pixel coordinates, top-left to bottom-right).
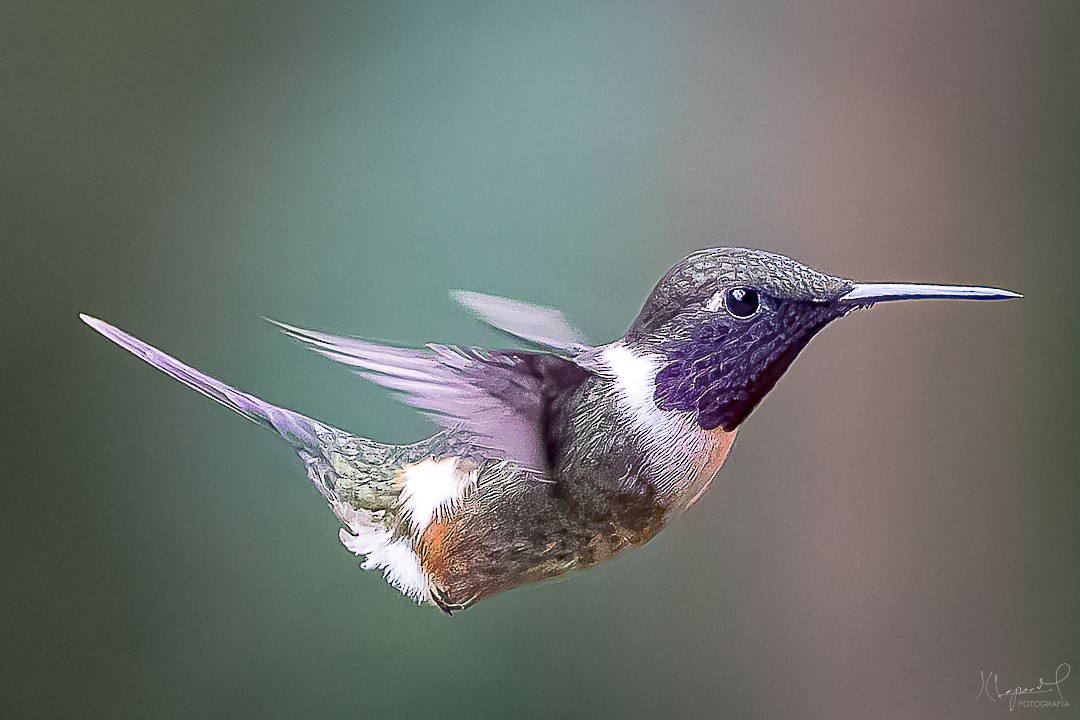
2, 2, 1077, 718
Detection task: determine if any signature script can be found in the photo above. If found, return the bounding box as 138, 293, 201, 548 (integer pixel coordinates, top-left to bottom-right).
977, 663, 1070, 711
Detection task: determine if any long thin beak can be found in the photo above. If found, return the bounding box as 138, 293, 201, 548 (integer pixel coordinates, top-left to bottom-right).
839, 282, 1022, 303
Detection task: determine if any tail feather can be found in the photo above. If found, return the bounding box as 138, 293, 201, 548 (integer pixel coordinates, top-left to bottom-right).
79, 314, 348, 500
81, 313, 443, 604
80, 314, 317, 442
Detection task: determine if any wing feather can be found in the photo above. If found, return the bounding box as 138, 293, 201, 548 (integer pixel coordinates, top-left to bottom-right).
450, 290, 590, 354
267, 319, 594, 471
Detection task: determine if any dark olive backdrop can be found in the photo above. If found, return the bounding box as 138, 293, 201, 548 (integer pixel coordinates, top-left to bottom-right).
2, 2, 1077, 719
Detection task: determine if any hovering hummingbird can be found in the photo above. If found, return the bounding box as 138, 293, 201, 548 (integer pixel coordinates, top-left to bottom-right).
81, 248, 1019, 613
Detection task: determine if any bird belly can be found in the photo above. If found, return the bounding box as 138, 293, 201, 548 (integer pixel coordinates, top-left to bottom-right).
413, 460, 670, 610
411, 425, 735, 611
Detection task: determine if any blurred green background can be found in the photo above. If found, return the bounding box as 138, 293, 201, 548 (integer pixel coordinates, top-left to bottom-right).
2, 2, 1078, 718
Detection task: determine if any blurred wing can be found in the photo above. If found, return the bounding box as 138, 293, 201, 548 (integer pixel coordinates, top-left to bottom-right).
451, 290, 590, 354
268, 320, 595, 472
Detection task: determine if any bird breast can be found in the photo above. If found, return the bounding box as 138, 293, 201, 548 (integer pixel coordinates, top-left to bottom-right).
599, 342, 736, 513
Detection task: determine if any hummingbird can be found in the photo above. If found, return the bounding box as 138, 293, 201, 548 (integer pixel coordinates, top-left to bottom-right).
81, 247, 1019, 613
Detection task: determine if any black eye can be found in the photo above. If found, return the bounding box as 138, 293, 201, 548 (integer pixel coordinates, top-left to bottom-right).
725, 287, 760, 317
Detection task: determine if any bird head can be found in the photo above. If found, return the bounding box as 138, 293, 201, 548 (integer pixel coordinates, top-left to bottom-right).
626, 247, 1020, 432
